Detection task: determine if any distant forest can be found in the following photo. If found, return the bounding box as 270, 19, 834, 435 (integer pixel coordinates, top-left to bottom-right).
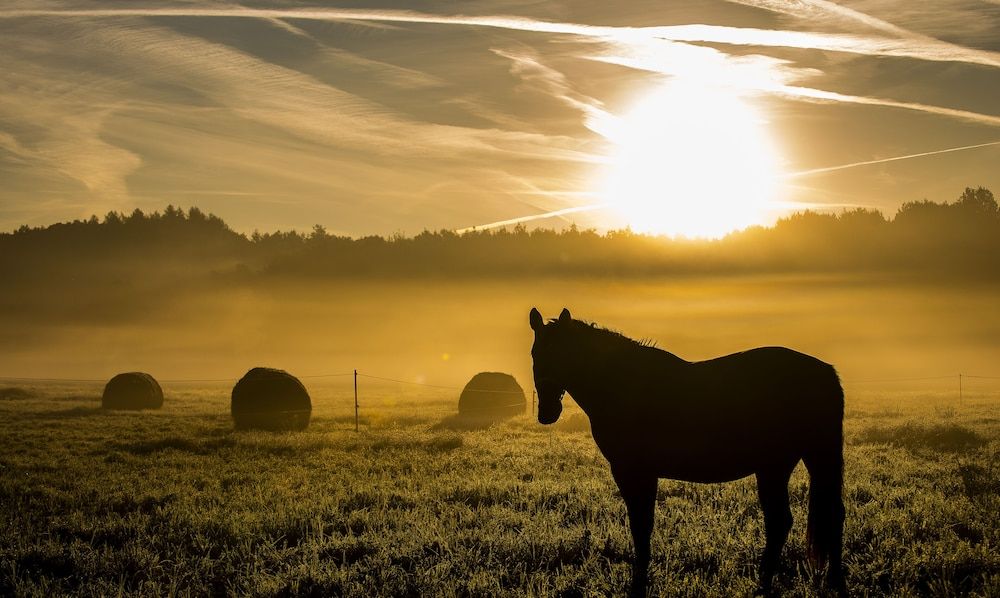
3, 187, 999, 284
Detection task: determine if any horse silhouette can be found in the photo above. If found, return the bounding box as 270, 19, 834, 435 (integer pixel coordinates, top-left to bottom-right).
529, 308, 845, 596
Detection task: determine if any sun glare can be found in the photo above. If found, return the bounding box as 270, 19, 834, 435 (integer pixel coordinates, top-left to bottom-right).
597, 83, 783, 238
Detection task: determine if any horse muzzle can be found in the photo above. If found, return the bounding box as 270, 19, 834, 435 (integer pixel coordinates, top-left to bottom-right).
537, 397, 563, 425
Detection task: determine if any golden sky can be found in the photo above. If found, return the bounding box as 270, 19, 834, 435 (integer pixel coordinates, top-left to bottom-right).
1, 1, 998, 235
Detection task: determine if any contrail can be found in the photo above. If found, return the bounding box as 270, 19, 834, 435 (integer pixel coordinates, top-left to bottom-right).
773, 86, 1000, 128
786, 139, 1000, 178
458, 139, 1000, 232
456, 203, 609, 233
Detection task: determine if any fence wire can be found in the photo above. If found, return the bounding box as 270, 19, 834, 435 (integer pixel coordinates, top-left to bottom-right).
358, 373, 526, 395
843, 375, 957, 384
2, 371, 999, 395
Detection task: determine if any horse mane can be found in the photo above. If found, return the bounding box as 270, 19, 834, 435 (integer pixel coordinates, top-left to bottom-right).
549, 318, 659, 349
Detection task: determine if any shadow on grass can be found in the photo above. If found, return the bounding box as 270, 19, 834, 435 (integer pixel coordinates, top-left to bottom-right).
431, 414, 498, 432
56, 394, 102, 403
425, 433, 463, 452
0, 386, 35, 400
957, 463, 1000, 499
34, 406, 106, 419
857, 422, 986, 452
326, 414, 373, 427
429, 409, 590, 433
111, 436, 237, 456
347, 433, 464, 454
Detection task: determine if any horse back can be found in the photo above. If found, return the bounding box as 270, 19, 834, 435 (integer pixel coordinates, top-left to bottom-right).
591, 346, 842, 481
676, 346, 842, 429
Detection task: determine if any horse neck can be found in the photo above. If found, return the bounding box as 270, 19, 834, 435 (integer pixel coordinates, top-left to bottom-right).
560, 330, 681, 416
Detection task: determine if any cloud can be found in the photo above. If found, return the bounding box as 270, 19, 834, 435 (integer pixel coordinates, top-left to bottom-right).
262, 17, 445, 90
591, 44, 1000, 128
0, 13, 600, 220
0, 52, 143, 209
721, 0, 1000, 64
489, 48, 614, 136
0, 130, 33, 163
721, 0, 913, 35
4, 5, 997, 129
819, 1, 1000, 48
1, 2, 997, 232
3, 6, 999, 68
643, 24, 1000, 68
589, 38, 813, 92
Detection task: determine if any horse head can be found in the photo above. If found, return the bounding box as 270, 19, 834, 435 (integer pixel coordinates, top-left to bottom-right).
529, 307, 573, 425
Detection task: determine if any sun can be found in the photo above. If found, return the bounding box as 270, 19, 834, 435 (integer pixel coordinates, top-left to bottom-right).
596, 82, 783, 238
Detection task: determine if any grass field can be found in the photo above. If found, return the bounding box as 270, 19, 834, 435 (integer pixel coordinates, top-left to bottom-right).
1, 380, 997, 597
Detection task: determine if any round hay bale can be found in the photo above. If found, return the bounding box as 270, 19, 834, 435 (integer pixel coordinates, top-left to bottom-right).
231, 367, 311, 431
102, 372, 163, 410
458, 372, 526, 420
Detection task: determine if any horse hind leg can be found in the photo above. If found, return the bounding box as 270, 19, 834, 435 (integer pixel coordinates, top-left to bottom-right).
755, 461, 797, 595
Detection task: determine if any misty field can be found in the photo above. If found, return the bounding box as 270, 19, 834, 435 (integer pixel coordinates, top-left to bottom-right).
1, 381, 997, 597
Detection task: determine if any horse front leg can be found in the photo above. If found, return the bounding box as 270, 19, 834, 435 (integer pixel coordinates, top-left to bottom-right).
612, 466, 658, 598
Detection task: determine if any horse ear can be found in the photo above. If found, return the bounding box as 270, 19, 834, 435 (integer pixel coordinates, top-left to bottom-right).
529, 307, 544, 331
559, 308, 572, 322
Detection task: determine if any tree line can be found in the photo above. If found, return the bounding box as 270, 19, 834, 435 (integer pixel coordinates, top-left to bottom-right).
2, 187, 998, 283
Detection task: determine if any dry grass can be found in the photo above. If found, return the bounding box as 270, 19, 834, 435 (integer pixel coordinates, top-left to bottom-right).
0, 382, 997, 596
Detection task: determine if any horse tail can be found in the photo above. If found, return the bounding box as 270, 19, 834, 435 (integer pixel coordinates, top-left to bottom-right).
803, 376, 845, 585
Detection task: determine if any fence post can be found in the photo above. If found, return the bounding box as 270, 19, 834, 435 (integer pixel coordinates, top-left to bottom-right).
354, 369, 359, 432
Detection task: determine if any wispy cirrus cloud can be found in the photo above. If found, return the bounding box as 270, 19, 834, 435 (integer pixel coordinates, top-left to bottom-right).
721, 0, 1000, 63
0, 58, 143, 210
722, 0, 915, 35
642, 23, 1000, 68
0, 12, 596, 220
260, 17, 444, 90
4, 4, 998, 129
3, 6, 999, 68
1, 2, 998, 233
489, 48, 613, 137
594, 46, 1000, 128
